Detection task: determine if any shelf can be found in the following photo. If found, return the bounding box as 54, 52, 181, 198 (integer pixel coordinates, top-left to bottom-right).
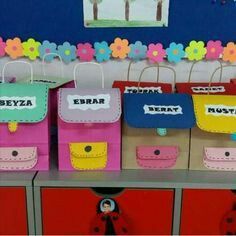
0, 171, 37, 186
34, 167, 236, 189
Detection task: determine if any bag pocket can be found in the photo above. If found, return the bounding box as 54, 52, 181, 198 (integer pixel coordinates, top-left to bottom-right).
69, 142, 107, 170
136, 146, 179, 169
203, 147, 236, 171
0, 147, 37, 170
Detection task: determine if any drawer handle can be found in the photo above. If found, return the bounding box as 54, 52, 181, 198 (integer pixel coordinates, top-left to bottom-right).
231, 190, 236, 195
92, 187, 124, 196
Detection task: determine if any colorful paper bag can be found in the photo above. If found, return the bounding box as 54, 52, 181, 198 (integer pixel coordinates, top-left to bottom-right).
58, 63, 121, 171
176, 62, 236, 95
122, 93, 195, 169
190, 95, 236, 171
19, 53, 74, 126
113, 64, 174, 94
0, 64, 50, 171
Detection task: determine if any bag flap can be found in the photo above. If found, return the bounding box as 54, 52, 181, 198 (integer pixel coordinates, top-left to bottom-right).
204, 147, 236, 161
136, 146, 179, 160
69, 142, 107, 158
0, 84, 48, 123
19, 75, 73, 89
0, 77, 15, 83
124, 93, 195, 128
193, 95, 236, 133
0, 147, 37, 161
59, 88, 121, 123
113, 81, 172, 94
176, 82, 236, 95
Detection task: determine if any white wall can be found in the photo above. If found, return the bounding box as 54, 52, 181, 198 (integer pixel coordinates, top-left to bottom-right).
1, 58, 236, 88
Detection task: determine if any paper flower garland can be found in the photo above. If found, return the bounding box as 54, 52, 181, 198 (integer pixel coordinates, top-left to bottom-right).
77, 43, 95, 62
185, 41, 207, 61
94, 41, 111, 62
128, 41, 147, 61
166, 42, 185, 63
5, 37, 23, 59
39, 40, 58, 62
2, 37, 236, 64
222, 42, 236, 63
22, 38, 41, 60
58, 42, 77, 64
110, 38, 130, 59
147, 43, 166, 63
206, 40, 223, 60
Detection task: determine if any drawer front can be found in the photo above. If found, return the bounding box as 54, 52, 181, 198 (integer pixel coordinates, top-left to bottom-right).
42, 188, 174, 235
0, 187, 28, 235
181, 189, 236, 235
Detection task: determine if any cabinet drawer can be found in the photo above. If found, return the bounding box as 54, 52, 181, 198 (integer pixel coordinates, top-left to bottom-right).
0, 187, 28, 235
181, 189, 236, 235
42, 187, 174, 235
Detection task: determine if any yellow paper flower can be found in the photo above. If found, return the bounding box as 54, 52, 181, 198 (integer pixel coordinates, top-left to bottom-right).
110, 38, 130, 59
222, 42, 236, 63
185, 40, 206, 61
22, 38, 41, 60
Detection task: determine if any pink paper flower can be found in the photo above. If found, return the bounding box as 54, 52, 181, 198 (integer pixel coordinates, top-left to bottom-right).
76, 43, 95, 62
206, 40, 223, 60
146, 43, 166, 63
0, 37, 6, 57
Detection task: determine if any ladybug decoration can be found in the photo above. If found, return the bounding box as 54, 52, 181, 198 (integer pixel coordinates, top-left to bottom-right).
220, 202, 236, 235
90, 198, 129, 235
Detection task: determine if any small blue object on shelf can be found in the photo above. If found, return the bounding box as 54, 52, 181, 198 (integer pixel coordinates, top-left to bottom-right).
231, 133, 236, 141
157, 128, 167, 136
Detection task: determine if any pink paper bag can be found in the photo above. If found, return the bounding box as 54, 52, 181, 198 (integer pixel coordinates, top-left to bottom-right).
58, 63, 121, 171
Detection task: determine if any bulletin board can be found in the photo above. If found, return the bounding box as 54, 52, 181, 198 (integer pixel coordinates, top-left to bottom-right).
0, 0, 235, 47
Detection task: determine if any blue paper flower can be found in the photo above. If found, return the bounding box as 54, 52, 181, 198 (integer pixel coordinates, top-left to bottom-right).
58, 42, 76, 64
94, 41, 111, 62
166, 42, 185, 63
128, 41, 147, 61
39, 40, 58, 62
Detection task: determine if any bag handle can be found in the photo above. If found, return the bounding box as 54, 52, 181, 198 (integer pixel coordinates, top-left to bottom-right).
137, 65, 176, 92
188, 60, 223, 83
2, 61, 33, 84
207, 64, 236, 95
127, 61, 160, 83
42, 53, 64, 78
73, 62, 105, 89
